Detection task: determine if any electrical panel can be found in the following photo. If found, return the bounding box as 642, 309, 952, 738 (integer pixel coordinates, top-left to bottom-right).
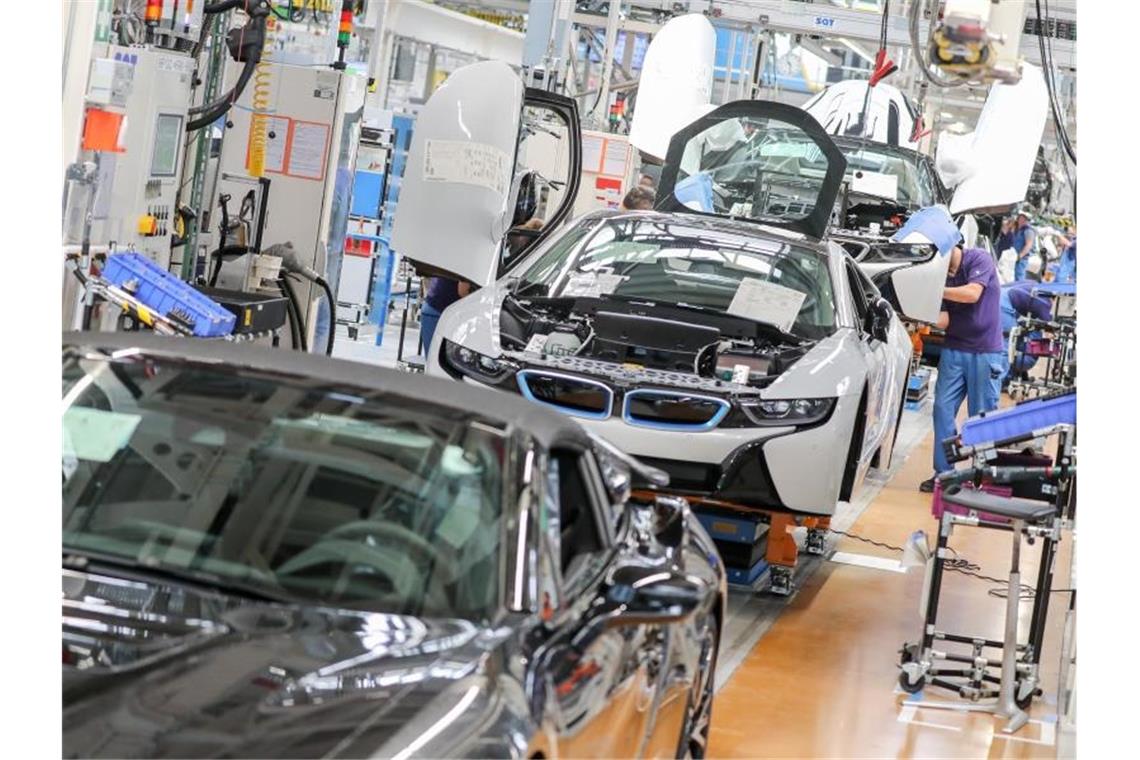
212, 61, 366, 348
75, 45, 195, 270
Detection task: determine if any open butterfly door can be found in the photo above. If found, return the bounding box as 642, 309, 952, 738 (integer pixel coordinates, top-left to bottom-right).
390, 60, 581, 287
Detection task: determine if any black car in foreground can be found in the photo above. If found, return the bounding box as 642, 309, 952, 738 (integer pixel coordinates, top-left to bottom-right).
62, 332, 726, 759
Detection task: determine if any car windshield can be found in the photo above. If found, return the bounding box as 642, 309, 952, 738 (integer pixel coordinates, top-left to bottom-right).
515, 217, 837, 340
62, 353, 506, 621
835, 141, 937, 208
670, 115, 833, 227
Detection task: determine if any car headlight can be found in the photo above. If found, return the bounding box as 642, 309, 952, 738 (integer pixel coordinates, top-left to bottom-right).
738, 397, 835, 426
441, 340, 515, 383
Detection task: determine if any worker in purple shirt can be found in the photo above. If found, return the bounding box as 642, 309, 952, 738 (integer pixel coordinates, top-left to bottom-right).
893, 207, 1005, 493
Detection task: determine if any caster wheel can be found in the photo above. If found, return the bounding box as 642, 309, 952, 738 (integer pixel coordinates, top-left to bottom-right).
898, 669, 925, 694
768, 567, 794, 597
1016, 684, 1037, 710
805, 529, 826, 556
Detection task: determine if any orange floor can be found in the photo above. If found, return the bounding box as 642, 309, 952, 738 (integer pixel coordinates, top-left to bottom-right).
707, 426, 1074, 759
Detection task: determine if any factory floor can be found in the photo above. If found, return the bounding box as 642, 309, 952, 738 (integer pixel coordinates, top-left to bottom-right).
707, 412, 1076, 759
333, 323, 1077, 758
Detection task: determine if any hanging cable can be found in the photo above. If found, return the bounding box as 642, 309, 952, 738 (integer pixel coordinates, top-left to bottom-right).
1035, 0, 1076, 166
187, 1, 271, 132
277, 275, 308, 352
909, 0, 966, 88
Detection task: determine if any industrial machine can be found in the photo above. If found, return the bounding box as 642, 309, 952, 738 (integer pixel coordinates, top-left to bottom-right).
925, 0, 1029, 84
210, 59, 367, 351
64, 45, 196, 271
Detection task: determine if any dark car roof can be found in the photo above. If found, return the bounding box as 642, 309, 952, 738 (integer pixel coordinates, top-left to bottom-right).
62, 331, 590, 448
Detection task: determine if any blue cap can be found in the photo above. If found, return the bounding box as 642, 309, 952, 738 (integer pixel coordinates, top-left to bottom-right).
890, 205, 962, 257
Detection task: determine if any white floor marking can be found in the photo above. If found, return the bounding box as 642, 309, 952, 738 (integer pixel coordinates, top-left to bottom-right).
896, 704, 963, 732
830, 551, 907, 573
992, 718, 1058, 747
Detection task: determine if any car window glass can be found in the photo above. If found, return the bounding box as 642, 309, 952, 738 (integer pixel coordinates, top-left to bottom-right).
549, 449, 605, 580
516, 217, 838, 340
62, 355, 506, 622
846, 261, 870, 329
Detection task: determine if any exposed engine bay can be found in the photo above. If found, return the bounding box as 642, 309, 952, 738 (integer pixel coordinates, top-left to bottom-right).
498, 294, 814, 394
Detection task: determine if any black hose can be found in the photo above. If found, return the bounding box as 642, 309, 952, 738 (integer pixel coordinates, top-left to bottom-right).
278, 275, 308, 352
187, 3, 269, 132
205, 0, 246, 13
277, 277, 302, 350
316, 277, 336, 356
187, 57, 258, 131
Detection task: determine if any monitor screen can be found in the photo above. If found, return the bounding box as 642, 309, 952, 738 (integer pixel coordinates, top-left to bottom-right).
150, 113, 183, 177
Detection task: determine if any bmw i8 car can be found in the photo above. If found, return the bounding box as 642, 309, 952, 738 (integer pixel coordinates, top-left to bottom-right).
392, 62, 955, 521
62, 332, 726, 759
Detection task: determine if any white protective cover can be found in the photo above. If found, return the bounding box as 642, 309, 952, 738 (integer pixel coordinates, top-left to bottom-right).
628, 14, 716, 160
389, 60, 524, 286
940, 64, 1050, 214
803, 80, 922, 151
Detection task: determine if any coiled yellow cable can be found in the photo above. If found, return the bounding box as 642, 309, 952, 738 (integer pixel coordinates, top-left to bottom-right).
247, 15, 277, 178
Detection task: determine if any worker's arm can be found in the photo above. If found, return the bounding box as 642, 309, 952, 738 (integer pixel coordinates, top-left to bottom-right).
936, 311, 950, 329
457, 281, 472, 298
943, 283, 984, 304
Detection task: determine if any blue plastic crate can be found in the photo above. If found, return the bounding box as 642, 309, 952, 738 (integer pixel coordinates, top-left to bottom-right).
960, 392, 1076, 447
695, 510, 766, 545
726, 558, 769, 587
101, 252, 235, 337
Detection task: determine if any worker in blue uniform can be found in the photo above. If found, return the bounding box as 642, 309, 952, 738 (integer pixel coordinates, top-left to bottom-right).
1000, 281, 1054, 386
894, 207, 1005, 493
1011, 208, 1037, 281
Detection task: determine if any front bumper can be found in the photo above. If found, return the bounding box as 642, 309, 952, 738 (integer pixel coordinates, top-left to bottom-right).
441, 352, 857, 517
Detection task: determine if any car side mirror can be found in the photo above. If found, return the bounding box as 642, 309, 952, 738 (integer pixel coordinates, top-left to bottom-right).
602, 565, 706, 627
866, 297, 893, 343
591, 435, 669, 506
631, 494, 688, 550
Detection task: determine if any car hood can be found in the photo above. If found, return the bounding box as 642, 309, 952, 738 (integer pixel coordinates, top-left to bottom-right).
62, 569, 502, 759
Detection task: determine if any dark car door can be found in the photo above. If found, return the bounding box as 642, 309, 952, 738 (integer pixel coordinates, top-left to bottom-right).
536, 446, 663, 758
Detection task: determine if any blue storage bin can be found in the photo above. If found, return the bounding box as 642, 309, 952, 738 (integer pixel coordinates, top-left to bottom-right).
726, 558, 769, 587
695, 510, 766, 545
101, 252, 236, 337
960, 392, 1076, 447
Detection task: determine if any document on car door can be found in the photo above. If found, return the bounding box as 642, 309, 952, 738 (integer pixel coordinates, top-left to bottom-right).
726, 278, 805, 333
423, 139, 511, 196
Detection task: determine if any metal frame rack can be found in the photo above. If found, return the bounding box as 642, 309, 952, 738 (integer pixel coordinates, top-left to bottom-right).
1007, 316, 1076, 400
899, 393, 1076, 733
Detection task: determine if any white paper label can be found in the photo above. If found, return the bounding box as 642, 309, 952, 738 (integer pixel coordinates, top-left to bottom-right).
524, 334, 549, 355
423, 139, 510, 196
726, 278, 806, 333
731, 364, 750, 384
562, 272, 625, 298
288, 121, 330, 180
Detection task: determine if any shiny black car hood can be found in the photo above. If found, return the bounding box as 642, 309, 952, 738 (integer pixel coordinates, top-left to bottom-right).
62, 569, 494, 759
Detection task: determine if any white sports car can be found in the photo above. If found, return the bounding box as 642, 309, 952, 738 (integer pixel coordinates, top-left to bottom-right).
390, 60, 953, 523
389, 40, 1041, 525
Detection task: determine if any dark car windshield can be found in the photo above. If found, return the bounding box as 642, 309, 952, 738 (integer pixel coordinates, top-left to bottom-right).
833, 140, 938, 208
62, 353, 505, 621
515, 217, 837, 340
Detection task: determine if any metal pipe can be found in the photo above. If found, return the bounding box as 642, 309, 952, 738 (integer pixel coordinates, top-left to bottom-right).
997, 521, 1029, 732
590, 0, 622, 125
